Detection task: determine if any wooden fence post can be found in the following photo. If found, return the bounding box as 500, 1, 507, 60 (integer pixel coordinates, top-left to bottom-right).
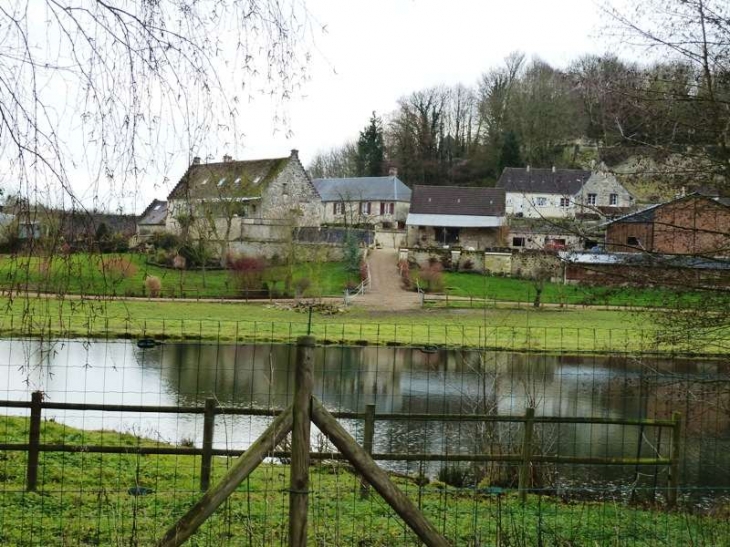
518, 407, 535, 504
200, 398, 217, 491
26, 391, 43, 492
668, 411, 682, 507
360, 404, 376, 499
289, 335, 315, 547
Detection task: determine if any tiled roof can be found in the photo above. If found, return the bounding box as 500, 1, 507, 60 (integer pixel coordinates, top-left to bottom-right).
138, 199, 167, 225
168, 157, 291, 200
497, 167, 590, 195
312, 177, 411, 202
410, 186, 505, 216
605, 193, 730, 226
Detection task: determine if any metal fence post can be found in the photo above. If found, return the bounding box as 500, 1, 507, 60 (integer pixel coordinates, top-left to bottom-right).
518, 407, 535, 504
360, 404, 376, 499
290, 335, 315, 547
668, 411, 682, 507
200, 398, 217, 491
26, 391, 43, 492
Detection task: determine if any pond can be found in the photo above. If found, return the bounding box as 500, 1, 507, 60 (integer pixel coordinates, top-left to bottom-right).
1, 338, 728, 500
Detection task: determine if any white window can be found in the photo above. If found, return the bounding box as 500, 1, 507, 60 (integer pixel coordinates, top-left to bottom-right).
610, 193, 618, 206
360, 202, 371, 214
587, 193, 597, 205
560, 197, 570, 207
512, 237, 526, 248
333, 202, 344, 215
535, 197, 547, 207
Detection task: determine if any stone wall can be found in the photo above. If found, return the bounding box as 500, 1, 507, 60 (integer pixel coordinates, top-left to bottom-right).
406, 247, 563, 281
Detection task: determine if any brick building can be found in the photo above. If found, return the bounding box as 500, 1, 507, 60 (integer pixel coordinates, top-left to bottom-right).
605, 194, 730, 256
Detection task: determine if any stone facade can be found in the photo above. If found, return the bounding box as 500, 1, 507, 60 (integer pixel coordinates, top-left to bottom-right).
166, 150, 320, 257
502, 169, 633, 219
320, 200, 410, 229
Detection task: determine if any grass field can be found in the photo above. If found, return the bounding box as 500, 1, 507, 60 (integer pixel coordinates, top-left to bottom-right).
0, 295, 717, 354
0, 253, 351, 298
0, 416, 726, 546
442, 272, 697, 308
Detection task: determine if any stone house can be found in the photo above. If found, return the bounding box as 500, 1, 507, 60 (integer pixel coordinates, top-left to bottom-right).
497, 166, 633, 219
507, 218, 589, 252
312, 172, 411, 229
166, 150, 320, 257
135, 199, 168, 242
406, 186, 506, 249
604, 193, 730, 256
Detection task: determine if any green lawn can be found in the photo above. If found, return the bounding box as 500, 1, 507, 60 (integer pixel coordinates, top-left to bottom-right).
442, 271, 698, 308
0, 416, 726, 546
0, 253, 350, 298
0, 295, 718, 354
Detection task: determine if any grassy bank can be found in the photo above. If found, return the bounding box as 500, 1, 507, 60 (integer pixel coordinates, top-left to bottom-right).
0, 253, 350, 298
0, 416, 726, 546
442, 271, 698, 308
0, 295, 716, 354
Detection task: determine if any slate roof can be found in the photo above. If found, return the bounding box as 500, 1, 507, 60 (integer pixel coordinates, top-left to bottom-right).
496, 167, 591, 195
168, 157, 292, 200
410, 186, 505, 216
138, 199, 167, 226
312, 177, 411, 202
605, 193, 730, 226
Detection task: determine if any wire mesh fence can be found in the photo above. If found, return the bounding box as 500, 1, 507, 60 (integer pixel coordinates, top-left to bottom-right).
0, 316, 729, 545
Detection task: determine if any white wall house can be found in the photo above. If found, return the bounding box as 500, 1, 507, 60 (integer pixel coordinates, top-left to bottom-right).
497, 167, 633, 219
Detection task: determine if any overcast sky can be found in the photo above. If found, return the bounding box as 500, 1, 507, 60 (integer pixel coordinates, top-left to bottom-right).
101, 0, 615, 212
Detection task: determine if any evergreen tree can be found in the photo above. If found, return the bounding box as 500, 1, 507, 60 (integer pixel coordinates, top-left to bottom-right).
356, 112, 385, 177
497, 131, 522, 174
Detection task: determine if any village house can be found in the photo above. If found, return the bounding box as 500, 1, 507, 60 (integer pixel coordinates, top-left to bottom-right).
312, 170, 411, 229
406, 186, 506, 249
135, 199, 168, 243
166, 150, 320, 257
497, 166, 633, 219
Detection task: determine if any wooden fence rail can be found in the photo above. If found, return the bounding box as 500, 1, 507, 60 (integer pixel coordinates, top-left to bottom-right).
0, 392, 682, 505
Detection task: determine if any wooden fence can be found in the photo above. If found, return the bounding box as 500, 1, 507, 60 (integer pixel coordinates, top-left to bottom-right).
0, 392, 683, 505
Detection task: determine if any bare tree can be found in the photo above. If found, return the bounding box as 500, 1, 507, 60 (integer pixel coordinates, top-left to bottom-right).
601, 0, 730, 182
0, 0, 315, 209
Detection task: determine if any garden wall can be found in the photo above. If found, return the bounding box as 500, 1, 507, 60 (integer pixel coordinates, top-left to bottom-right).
406, 248, 563, 281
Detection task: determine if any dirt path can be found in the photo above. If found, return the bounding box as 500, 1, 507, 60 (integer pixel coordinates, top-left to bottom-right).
350, 249, 421, 310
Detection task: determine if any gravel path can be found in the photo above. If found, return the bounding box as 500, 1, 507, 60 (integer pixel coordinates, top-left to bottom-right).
350, 249, 421, 310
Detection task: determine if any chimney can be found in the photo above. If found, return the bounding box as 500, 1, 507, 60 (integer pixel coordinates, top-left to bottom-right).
551, 165, 556, 173
389, 167, 398, 178
526, 165, 531, 173
192, 156, 201, 165
222, 154, 232, 163
290, 149, 299, 159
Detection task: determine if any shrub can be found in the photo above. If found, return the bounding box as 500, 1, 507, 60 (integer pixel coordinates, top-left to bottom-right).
419, 262, 444, 293
359, 261, 369, 282
461, 258, 474, 271
294, 277, 311, 297
229, 255, 267, 296
100, 256, 138, 282
398, 259, 412, 290
153, 248, 170, 265
172, 254, 186, 269
149, 232, 180, 250
145, 275, 161, 297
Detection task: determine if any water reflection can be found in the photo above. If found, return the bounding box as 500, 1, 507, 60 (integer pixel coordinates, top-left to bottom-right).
0, 339, 728, 495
